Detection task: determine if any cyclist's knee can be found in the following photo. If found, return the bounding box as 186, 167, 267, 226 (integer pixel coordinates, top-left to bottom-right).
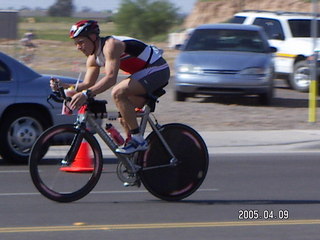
112, 85, 128, 102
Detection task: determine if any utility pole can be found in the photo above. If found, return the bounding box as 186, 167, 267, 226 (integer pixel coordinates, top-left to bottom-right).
309, 0, 318, 122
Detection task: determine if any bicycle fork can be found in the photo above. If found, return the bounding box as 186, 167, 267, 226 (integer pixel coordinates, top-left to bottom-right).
61, 126, 86, 166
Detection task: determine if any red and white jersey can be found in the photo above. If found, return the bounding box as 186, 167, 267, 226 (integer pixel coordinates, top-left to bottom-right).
95, 36, 162, 74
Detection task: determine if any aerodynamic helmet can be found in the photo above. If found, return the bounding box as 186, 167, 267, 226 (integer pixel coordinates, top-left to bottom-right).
69, 20, 100, 39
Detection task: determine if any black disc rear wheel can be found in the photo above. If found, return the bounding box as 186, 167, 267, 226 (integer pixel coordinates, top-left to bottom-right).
138, 123, 209, 201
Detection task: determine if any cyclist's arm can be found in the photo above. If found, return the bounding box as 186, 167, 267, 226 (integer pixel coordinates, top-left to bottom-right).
73, 56, 100, 91
69, 38, 125, 110
87, 37, 125, 95
50, 60, 99, 92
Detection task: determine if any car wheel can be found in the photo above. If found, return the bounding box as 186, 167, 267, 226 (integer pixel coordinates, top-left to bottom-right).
0, 109, 50, 164
175, 91, 187, 102
289, 60, 310, 92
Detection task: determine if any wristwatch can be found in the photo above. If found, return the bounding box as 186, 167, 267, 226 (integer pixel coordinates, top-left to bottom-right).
83, 89, 94, 99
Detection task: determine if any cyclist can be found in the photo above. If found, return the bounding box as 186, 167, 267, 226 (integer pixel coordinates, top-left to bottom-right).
20, 31, 37, 63
50, 20, 170, 154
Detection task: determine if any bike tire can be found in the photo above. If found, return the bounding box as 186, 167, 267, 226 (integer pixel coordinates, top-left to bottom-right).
29, 124, 103, 203
138, 123, 209, 201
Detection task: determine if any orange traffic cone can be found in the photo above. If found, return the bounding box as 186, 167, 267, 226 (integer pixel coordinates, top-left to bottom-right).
60, 140, 94, 173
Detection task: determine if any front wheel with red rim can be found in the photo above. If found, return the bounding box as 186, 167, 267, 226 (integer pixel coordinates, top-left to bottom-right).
138, 123, 209, 201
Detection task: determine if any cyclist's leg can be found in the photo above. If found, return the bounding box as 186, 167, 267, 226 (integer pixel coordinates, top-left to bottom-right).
114, 80, 146, 142
112, 78, 147, 132
112, 59, 169, 153
112, 58, 170, 133
112, 79, 149, 153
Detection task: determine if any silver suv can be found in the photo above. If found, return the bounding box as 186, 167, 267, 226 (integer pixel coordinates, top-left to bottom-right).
230, 10, 320, 92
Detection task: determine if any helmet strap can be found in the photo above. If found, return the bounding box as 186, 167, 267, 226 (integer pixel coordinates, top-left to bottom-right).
87, 35, 98, 55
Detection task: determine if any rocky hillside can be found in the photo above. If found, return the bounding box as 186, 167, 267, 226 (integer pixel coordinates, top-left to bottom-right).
184, 0, 315, 28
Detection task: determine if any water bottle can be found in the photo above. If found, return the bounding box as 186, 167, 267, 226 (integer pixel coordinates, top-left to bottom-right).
105, 124, 125, 146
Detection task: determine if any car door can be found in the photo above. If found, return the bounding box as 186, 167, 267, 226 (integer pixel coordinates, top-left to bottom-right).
252, 17, 287, 73
0, 60, 17, 117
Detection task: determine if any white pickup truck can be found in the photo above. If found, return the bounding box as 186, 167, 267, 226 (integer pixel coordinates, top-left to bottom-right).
230, 10, 320, 92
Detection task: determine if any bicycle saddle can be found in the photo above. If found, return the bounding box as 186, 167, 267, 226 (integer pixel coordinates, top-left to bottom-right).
146, 87, 166, 112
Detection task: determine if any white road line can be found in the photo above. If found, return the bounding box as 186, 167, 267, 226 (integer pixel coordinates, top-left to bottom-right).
0, 188, 218, 197
0, 170, 29, 173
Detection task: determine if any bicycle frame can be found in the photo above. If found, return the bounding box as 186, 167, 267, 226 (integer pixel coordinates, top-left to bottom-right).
31, 90, 208, 202
73, 101, 178, 178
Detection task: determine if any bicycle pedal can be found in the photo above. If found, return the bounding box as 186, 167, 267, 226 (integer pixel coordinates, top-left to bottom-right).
123, 180, 141, 188
123, 182, 132, 187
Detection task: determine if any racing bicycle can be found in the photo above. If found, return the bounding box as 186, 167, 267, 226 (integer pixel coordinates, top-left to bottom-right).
29, 86, 209, 202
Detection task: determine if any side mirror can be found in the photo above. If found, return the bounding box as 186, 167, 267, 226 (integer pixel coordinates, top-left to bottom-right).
269, 46, 277, 53
174, 44, 183, 50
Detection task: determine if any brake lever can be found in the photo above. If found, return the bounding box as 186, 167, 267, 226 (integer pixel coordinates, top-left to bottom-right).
47, 96, 55, 109
47, 91, 64, 109
58, 86, 72, 102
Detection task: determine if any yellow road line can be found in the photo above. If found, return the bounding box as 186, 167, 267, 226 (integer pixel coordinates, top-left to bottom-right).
1, 220, 320, 233
276, 53, 297, 58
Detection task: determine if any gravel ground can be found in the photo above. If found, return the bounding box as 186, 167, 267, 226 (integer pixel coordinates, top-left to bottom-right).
44, 68, 320, 132
93, 77, 320, 133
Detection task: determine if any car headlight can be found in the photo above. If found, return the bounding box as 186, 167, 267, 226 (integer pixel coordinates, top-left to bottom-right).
239, 67, 266, 75
177, 65, 203, 74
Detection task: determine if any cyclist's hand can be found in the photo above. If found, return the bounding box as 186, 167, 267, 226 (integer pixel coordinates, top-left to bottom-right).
50, 78, 61, 91
69, 92, 87, 110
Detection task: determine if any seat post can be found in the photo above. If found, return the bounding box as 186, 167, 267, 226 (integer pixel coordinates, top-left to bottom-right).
138, 105, 151, 136
138, 87, 166, 135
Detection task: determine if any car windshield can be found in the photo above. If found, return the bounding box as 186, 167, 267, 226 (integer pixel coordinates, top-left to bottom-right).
184, 28, 266, 53
289, 19, 320, 37
228, 16, 246, 24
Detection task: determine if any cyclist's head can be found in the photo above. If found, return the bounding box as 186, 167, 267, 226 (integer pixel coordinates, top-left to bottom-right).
69, 20, 100, 39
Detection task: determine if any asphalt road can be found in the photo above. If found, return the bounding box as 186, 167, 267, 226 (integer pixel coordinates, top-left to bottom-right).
1, 153, 320, 239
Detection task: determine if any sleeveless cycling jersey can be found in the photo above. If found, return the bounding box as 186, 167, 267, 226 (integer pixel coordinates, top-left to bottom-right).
95, 36, 162, 74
